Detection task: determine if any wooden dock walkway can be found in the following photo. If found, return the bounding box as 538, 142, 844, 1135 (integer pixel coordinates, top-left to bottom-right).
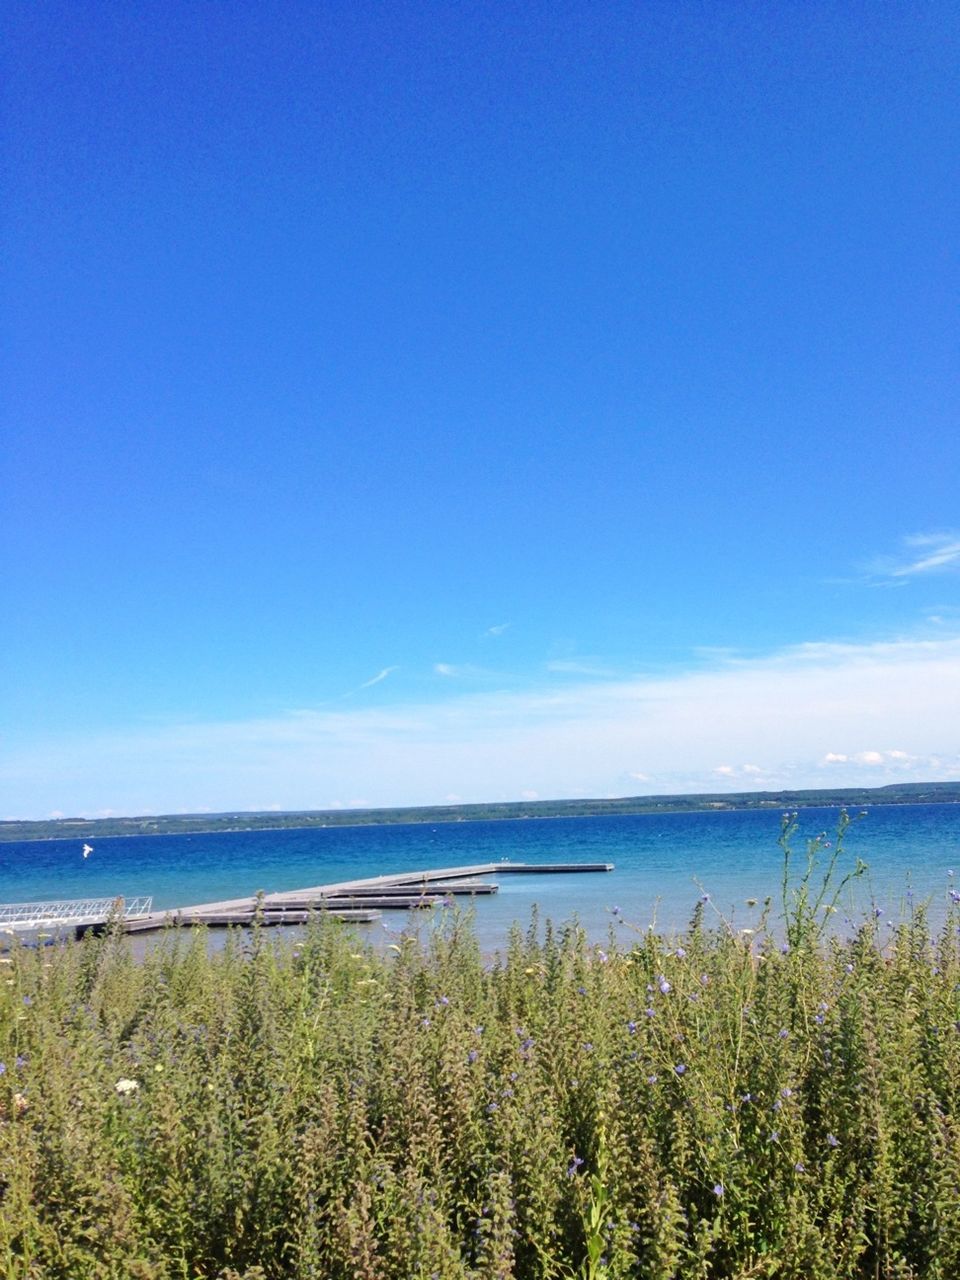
123, 861, 614, 934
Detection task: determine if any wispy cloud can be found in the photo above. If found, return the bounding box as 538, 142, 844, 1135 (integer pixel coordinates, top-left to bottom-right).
546, 659, 617, 677
868, 532, 960, 582
482, 622, 511, 639
357, 666, 399, 690
4, 632, 959, 816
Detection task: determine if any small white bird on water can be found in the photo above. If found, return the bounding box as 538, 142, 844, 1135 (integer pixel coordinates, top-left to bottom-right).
82, 843, 93, 859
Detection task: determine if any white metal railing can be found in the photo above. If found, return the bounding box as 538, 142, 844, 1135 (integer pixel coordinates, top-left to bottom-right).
0, 896, 153, 931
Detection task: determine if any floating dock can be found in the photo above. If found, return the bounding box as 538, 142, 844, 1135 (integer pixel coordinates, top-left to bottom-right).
1, 861, 614, 938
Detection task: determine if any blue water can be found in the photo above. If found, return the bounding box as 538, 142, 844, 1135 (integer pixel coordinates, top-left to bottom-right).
2, 805, 959, 947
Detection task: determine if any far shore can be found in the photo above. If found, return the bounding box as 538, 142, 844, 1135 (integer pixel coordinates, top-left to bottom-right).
2, 780, 958, 844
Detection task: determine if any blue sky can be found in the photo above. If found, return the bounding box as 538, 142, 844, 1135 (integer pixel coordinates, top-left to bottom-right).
3, 1, 959, 818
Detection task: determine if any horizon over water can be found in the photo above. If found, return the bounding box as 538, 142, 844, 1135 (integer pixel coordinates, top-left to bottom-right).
2, 804, 959, 947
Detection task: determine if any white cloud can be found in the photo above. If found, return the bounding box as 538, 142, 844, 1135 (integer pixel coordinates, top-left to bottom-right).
483, 622, 511, 638
4, 631, 960, 817
357, 666, 398, 690
870, 532, 960, 581
713, 765, 736, 777
521, 789, 539, 800
628, 771, 651, 783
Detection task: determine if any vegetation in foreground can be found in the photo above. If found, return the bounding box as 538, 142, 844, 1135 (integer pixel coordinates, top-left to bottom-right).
1, 817, 959, 1279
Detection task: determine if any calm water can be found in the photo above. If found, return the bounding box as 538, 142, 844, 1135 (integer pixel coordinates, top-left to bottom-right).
2, 804, 959, 947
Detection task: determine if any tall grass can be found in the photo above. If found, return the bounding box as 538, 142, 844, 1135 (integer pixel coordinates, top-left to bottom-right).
1, 815, 959, 1278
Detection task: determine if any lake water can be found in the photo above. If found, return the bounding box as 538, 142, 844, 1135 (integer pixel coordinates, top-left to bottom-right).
2, 804, 959, 948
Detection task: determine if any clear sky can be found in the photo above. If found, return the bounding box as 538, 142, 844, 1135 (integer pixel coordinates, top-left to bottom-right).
3, 1, 959, 818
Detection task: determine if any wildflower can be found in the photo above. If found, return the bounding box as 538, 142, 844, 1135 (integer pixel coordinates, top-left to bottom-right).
778, 1028, 789, 1040
467, 1050, 478, 1064
22, 996, 32, 1007
597, 949, 608, 963
657, 975, 671, 995
520, 1037, 535, 1051
0, 1063, 5, 1076
700, 973, 710, 986
627, 1020, 637, 1034
645, 1007, 655, 1018
474, 1025, 484, 1036
14, 1055, 26, 1070
950, 890, 960, 904
874, 906, 883, 918
567, 1156, 584, 1177
768, 1130, 780, 1143
780, 944, 790, 955
436, 995, 449, 1006
611, 905, 621, 915
583, 1042, 594, 1053
781, 1087, 793, 1098
826, 1133, 840, 1148
794, 1161, 806, 1172
115, 1078, 140, 1095
675, 946, 686, 959
486, 1102, 498, 1114
700, 893, 710, 903
420, 1018, 431, 1029
712, 1183, 724, 1198
674, 1063, 687, 1076
647, 1074, 658, 1084
577, 986, 587, 995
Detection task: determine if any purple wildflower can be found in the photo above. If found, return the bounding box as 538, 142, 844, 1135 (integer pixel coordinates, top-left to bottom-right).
567, 1156, 584, 1178
794, 1161, 806, 1172
467, 1050, 478, 1064
826, 1133, 840, 1148
647, 1073, 658, 1084
674, 1063, 687, 1076
627, 1020, 637, 1034
675, 946, 687, 960
436, 995, 449, 1006
778, 1028, 789, 1040
712, 1183, 724, 1198
658, 975, 672, 995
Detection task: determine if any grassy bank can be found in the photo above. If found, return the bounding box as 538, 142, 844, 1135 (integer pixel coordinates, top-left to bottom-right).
1, 823, 959, 1278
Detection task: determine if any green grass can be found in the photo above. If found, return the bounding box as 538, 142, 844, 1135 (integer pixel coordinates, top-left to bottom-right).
1, 818, 959, 1278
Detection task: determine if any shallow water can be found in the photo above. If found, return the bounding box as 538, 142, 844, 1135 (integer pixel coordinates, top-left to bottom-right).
2, 803, 958, 948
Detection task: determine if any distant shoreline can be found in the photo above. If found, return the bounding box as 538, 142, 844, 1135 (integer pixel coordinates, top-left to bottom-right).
2, 781, 957, 844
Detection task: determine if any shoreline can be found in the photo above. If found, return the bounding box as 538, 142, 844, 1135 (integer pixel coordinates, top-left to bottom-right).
2, 785, 958, 846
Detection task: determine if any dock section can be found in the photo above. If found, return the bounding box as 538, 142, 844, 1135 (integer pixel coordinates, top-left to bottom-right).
1, 862, 614, 938
124, 861, 614, 933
